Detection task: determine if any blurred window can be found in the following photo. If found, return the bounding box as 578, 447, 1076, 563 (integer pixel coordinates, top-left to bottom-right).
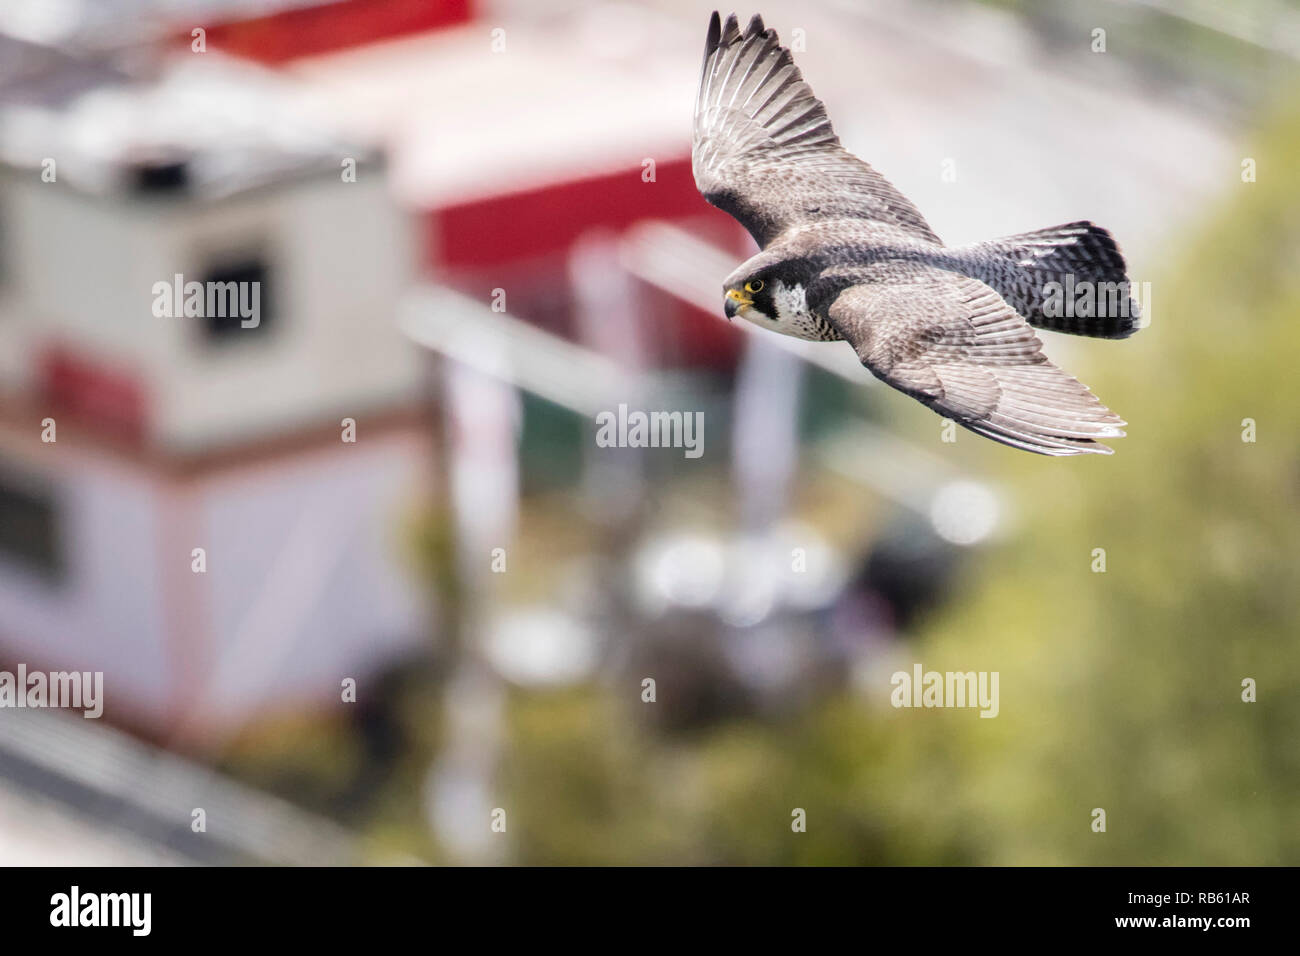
201, 258, 273, 342
0, 468, 63, 583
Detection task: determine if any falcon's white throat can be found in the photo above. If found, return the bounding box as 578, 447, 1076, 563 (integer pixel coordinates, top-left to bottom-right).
771, 280, 808, 321
742, 279, 821, 341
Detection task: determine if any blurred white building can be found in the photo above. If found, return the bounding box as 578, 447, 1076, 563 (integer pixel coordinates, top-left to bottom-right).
0, 35, 432, 743
0, 1, 822, 745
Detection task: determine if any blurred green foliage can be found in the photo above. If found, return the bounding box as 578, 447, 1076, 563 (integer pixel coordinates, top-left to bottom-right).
492, 100, 1300, 865
223, 101, 1299, 867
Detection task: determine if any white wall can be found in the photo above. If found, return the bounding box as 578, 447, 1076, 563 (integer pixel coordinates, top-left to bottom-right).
0, 447, 172, 717
0, 168, 169, 394
149, 172, 422, 452
188, 427, 433, 730
0, 165, 421, 453
0, 425, 433, 738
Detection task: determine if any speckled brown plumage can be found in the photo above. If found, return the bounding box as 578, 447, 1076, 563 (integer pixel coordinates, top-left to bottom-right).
693, 12, 1141, 456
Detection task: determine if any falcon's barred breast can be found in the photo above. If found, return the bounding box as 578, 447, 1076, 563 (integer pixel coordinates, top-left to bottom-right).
692, 11, 1142, 456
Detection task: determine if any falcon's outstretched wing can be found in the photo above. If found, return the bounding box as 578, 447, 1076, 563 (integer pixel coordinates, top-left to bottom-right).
693, 12, 939, 249
822, 273, 1126, 455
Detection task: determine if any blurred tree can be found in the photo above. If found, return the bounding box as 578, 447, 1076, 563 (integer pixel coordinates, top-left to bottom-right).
491, 99, 1300, 865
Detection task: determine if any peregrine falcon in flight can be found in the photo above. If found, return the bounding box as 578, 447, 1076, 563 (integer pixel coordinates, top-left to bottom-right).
693, 12, 1140, 455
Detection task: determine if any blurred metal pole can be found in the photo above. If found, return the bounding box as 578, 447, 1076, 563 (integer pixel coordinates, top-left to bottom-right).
569, 230, 649, 527
731, 336, 804, 534
567, 230, 658, 683
424, 352, 519, 865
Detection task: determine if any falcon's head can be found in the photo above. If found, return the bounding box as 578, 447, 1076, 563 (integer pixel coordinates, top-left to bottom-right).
722, 259, 812, 326
723, 275, 774, 321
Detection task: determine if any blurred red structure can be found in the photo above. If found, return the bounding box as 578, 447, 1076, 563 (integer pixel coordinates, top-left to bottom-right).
39, 346, 150, 446
189, 0, 475, 63
429, 157, 746, 365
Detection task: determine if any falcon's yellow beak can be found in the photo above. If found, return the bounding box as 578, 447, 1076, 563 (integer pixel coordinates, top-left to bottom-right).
724, 287, 752, 319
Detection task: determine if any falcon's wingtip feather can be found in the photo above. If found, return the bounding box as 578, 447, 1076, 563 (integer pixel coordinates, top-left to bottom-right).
720, 12, 742, 44
705, 11, 721, 56
962, 421, 1118, 456
709, 12, 771, 48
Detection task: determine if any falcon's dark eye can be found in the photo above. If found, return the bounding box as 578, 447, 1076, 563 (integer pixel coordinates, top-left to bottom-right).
745, 279, 764, 294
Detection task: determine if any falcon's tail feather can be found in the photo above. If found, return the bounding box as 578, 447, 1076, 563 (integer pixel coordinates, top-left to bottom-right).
970, 222, 1142, 339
